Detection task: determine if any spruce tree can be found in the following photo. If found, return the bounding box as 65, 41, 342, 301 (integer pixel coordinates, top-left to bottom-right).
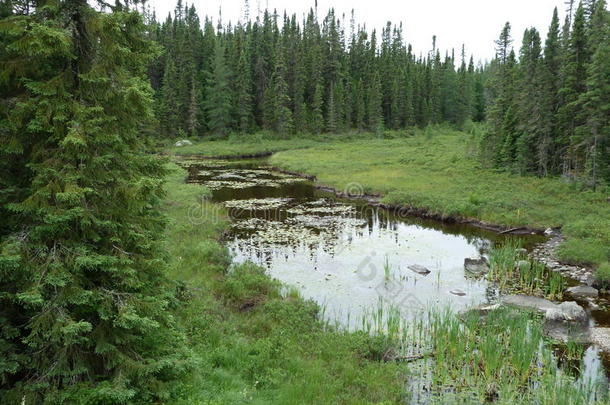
0, 2, 186, 402
540, 8, 562, 175
579, 0, 610, 188
263, 41, 294, 135
515, 28, 544, 174
557, 3, 590, 173
235, 32, 254, 133
367, 70, 384, 132
204, 39, 233, 135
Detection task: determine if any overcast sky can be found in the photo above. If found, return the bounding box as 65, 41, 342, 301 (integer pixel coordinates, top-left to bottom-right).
146, 0, 568, 62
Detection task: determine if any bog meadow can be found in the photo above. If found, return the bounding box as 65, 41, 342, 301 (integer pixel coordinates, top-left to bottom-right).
1, 0, 610, 403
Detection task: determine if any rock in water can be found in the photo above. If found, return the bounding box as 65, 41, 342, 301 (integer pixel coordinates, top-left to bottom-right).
566, 285, 598, 299
450, 289, 466, 296
502, 295, 587, 323
408, 264, 431, 275
458, 303, 501, 319
501, 295, 557, 312
544, 301, 588, 323
464, 257, 489, 276
174, 139, 193, 147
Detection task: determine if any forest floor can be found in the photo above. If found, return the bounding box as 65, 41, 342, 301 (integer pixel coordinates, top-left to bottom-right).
162, 163, 405, 404
168, 127, 609, 275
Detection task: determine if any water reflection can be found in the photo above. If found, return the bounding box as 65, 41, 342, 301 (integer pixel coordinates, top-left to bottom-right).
179, 157, 542, 325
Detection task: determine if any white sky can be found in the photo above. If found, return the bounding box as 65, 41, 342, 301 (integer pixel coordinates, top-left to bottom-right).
146, 0, 568, 62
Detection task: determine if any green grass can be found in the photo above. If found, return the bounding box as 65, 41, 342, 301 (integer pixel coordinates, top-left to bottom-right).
167, 133, 323, 157
265, 127, 609, 268
488, 240, 565, 299
162, 163, 405, 404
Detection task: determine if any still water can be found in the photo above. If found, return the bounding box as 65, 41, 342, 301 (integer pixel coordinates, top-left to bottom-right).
180, 156, 543, 326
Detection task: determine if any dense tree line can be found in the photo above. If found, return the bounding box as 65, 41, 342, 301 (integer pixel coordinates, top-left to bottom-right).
0, 1, 186, 402
148, 1, 486, 137
484, 1, 609, 187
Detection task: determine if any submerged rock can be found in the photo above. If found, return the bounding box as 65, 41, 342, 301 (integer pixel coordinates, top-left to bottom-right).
464, 257, 489, 276
501, 294, 557, 312
449, 289, 466, 296
174, 139, 193, 147
566, 285, 599, 299
408, 264, 431, 275
459, 303, 502, 319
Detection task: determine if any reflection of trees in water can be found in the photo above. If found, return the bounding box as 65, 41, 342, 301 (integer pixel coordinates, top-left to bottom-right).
185, 158, 541, 273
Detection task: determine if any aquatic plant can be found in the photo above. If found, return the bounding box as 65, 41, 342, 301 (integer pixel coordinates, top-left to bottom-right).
383, 255, 392, 282
488, 240, 566, 299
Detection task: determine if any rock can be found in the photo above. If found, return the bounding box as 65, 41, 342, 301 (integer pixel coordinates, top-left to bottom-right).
543, 320, 589, 343
515, 248, 528, 256
174, 139, 193, 147
459, 303, 501, 319
544, 228, 554, 236
464, 257, 489, 276
501, 295, 557, 313
544, 301, 587, 323
566, 285, 599, 299
449, 289, 466, 296
591, 328, 610, 352
408, 264, 431, 275
516, 260, 531, 271
503, 295, 587, 325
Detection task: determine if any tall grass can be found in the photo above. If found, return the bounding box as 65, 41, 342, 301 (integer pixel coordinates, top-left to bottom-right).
357, 301, 608, 403
488, 239, 566, 299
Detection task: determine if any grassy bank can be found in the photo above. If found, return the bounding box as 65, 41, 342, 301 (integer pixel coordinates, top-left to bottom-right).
162, 163, 405, 404
265, 128, 609, 271
168, 134, 322, 157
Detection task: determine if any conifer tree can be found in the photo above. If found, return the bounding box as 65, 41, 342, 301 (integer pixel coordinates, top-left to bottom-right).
515, 28, 544, 173
579, 0, 610, 188
540, 8, 562, 175
309, 81, 325, 134
263, 41, 294, 135
235, 32, 254, 133
367, 70, 384, 132
0, 1, 186, 402
205, 39, 233, 135
558, 2, 590, 174
455, 46, 472, 128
